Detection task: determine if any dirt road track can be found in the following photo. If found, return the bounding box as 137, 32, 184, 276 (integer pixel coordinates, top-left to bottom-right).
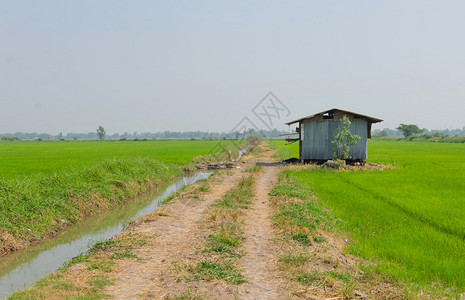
106, 169, 249, 299
105, 150, 296, 299
237, 164, 289, 299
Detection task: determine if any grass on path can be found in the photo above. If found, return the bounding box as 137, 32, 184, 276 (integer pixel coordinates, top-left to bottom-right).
181, 174, 257, 285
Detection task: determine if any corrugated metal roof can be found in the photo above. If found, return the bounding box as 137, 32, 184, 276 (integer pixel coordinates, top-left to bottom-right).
285, 108, 383, 125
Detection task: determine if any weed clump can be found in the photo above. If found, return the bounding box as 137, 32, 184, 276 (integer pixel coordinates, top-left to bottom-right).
185, 260, 246, 285
213, 175, 254, 209
204, 232, 241, 255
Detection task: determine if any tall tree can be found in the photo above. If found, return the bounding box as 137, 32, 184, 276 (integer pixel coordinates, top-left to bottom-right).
396, 124, 423, 137
97, 126, 106, 140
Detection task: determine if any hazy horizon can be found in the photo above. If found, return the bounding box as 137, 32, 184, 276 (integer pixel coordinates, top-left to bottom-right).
2, 1, 465, 135
1, 124, 465, 137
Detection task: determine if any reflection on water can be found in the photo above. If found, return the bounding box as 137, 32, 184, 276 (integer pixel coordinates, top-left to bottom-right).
0, 172, 211, 298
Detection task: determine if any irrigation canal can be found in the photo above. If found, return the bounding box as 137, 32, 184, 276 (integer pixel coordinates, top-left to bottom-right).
0, 172, 211, 298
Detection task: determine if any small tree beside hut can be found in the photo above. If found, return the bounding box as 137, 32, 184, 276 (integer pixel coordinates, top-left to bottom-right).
331, 115, 361, 160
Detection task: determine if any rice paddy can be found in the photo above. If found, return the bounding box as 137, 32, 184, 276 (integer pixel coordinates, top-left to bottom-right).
273, 139, 465, 292
0, 140, 227, 179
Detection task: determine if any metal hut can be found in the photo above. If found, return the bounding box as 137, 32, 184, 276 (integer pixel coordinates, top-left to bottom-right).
285, 108, 383, 163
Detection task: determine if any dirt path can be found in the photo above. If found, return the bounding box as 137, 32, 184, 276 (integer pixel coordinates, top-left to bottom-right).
105, 149, 293, 299
105, 168, 249, 299
238, 163, 287, 299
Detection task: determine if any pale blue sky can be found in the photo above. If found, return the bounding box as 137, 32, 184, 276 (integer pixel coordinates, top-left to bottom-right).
1, 1, 464, 134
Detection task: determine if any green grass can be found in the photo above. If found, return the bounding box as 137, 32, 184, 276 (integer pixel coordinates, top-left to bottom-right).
204, 232, 241, 255
198, 186, 210, 192
207, 176, 254, 254
280, 252, 310, 266
169, 289, 205, 300
373, 134, 465, 143
268, 139, 297, 161
213, 175, 255, 209
294, 270, 322, 286
88, 278, 113, 292
290, 232, 311, 246
186, 260, 246, 284
275, 139, 465, 292
109, 250, 137, 259
245, 165, 262, 173
271, 174, 333, 234
0, 140, 233, 179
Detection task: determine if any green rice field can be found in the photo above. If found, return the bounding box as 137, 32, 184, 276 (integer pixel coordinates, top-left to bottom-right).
273, 139, 465, 292
0, 139, 238, 250
0, 140, 227, 179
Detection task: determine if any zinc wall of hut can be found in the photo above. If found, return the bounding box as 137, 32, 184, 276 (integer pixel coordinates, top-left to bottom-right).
301, 118, 368, 160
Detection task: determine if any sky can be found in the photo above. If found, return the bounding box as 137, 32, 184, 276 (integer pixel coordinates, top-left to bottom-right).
1, 0, 464, 134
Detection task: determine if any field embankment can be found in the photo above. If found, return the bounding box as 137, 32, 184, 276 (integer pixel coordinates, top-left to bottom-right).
0, 157, 182, 255
270, 170, 404, 298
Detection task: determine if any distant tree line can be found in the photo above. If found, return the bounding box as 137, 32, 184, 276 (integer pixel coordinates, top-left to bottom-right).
0, 128, 288, 140
373, 126, 465, 137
